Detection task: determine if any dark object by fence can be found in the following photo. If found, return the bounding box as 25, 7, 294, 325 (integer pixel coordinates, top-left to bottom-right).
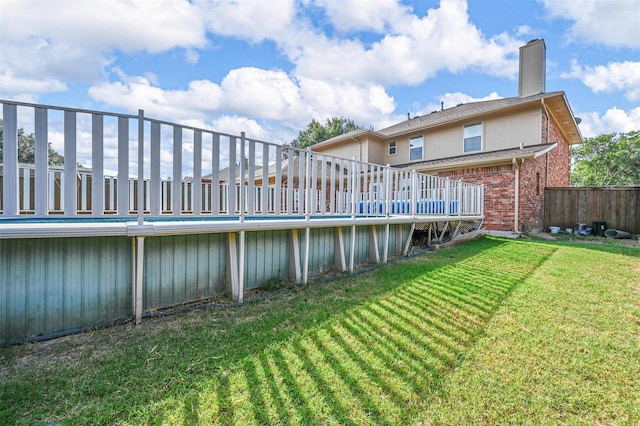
544, 187, 640, 234
604, 229, 632, 239
592, 221, 607, 237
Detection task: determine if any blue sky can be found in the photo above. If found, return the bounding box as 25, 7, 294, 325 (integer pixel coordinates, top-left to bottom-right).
1, 0, 639, 147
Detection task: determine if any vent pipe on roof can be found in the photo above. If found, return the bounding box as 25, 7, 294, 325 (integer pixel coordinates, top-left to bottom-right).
519, 38, 546, 98
441, 101, 444, 111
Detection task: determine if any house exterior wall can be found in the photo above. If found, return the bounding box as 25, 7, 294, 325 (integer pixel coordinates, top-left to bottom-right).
321, 140, 366, 163
519, 155, 547, 231
437, 165, 516, 231
543, 112, 571, 186
484, 108, 542, 151
377, 108, 544, 167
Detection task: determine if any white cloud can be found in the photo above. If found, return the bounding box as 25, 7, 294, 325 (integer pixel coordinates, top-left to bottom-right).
541, 0, 640, 48
0, 69, 67, 95
577, 107, 640, 137
88, 70, 223, 121
293, 0, 522, 85
298, 78, 396, 127
88, 67, 397, 135
565, 60, 640, 101
416, 91, 503, 115
195, 0, 297, 43
315, 0, 412, 33
220, 68, 307, 122
0, 0, 207, 93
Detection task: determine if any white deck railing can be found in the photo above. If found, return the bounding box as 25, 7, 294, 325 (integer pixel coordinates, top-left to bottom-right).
0, 100, 484, 220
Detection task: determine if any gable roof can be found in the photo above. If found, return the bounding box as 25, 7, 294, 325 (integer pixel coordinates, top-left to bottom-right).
313, 91, 582, 149
401, 143, 558, 172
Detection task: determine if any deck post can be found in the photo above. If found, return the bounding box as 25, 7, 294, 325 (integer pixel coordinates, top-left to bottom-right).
131, 236, 145, 324
303, 226, 310, 284
403, 223, 415, 256
238, 230, 245, 303
383, 223, 390, 263
349, 225, 356, 272
369, 225, 380, 264
334, 227, 347, 272
289, 229, 302, 282
226, 232, 241, 302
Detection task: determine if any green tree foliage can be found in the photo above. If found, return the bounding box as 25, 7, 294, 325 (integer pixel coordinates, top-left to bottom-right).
0, 119, 65, 166
291, 117, 359, 149
571, 130, 640, 186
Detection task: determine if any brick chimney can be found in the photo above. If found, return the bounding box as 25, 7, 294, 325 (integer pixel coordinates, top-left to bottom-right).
519, 39, 546, 98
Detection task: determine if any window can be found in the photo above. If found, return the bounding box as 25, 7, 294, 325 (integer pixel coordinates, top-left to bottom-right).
388, 141, 397, 156
409, 135, 423, 161
463, 123, 482, 153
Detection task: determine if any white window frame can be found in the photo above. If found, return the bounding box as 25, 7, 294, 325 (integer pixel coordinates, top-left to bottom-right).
463, 122, 483, 153
388, 141, 397, 156
409, 135, 423, 161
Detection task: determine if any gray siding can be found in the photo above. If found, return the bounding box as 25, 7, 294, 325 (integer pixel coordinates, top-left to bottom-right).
1, 224, 413, 344
0, 237, 131, 344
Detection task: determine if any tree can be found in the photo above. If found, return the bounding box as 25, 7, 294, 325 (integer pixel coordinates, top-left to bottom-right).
291, 117, 359, 149
571, 130, 640, 186
0, 119, 65, 166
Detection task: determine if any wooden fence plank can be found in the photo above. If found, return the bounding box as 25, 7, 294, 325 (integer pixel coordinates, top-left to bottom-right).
544, 187, 640, 234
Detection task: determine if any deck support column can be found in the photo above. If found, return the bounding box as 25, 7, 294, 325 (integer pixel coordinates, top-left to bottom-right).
131, 236, 145, 325
226, 232, 244, 303
403, 223, 416, 256
303, 227, 310, 284
383, 223, 390, 263
334, 227, 347, 272
349, 225, 356, 272
289, 229, 302, 282
369, 225, 380, 264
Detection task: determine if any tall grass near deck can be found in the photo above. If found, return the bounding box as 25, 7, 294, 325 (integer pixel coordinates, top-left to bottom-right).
1, 237, 638, 424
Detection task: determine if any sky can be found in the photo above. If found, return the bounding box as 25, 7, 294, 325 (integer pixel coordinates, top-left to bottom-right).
1, 0, 639, 149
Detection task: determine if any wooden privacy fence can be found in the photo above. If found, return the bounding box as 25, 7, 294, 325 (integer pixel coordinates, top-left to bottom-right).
544, 187, 640, 234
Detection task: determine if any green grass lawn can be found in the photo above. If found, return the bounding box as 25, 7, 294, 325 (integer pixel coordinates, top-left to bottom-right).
1, 236, 638, 425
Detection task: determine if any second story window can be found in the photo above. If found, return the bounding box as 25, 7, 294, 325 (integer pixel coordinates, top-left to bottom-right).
388, 141, 397, 156
463, 123, 483, 153
409, 135, 423, 161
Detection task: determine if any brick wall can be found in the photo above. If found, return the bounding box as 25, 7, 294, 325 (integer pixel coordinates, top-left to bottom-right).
518, 155, 546, 230
544, 114, 571, 186
439, 165, 516, 231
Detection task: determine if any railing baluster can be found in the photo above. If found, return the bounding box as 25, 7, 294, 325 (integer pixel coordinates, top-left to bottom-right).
274, 146, 282, 215
92, 113, 104, 216
64, 111, 77, 216
262, 143, 269, 214
34, 107, 48, 216
172, 126, 182, 215
228, 136, 237, 215
211, 134, 220, 215
247, 139, 255, 215
117, 116, 129, 216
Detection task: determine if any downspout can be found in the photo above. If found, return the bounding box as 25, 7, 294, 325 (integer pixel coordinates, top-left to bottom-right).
513, 158, 520, 233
